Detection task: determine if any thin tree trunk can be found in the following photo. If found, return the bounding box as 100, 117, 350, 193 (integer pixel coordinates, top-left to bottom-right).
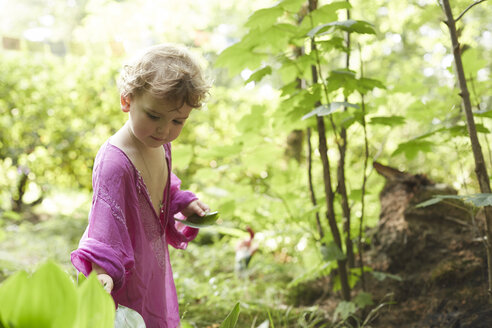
308, 0, 351, 302
358, 94, 369, 292
307, 127, 325, 241
441, 0, 492, 302
339, 3, 354, 269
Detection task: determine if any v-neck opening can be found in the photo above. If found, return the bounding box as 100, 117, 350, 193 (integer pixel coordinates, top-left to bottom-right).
107, 140, 169, 220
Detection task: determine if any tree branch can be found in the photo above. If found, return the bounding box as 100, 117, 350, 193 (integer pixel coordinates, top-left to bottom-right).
455, 0, 488, 23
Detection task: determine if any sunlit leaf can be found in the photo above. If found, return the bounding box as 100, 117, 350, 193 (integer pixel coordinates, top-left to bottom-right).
220, 302, 240, 328
298, 2, 351, 33
278, 0, 306, 12
0, 261, 78, 328
0, 270, 29, 327
74, 272, 115, 328
369, 116, 406, 126
245, 6, 284, 30
316, 37, 347, 52
302, 102, 359, 120
245, 66, 272, 84
357, 77, 386, 93
462, 48, 487, 75
307, 19, 376, 38
392, 139, 434, 159
320, 242, 346, 261
474, 108, 492, 118
334, 301, 357, 321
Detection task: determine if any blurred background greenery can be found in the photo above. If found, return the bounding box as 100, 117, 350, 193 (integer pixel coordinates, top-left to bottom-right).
0, 0, 491, 326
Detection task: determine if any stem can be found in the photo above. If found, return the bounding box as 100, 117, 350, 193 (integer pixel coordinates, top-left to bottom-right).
339, 3, 354, 269
358, 44, 369, 292
307, 127, 324, 241
454, 0, 488, 23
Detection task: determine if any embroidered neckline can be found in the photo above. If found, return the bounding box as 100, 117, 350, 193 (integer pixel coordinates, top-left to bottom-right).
106, 141, 169, 219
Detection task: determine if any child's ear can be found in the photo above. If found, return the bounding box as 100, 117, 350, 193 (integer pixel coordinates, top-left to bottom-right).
120, 95, 131, 112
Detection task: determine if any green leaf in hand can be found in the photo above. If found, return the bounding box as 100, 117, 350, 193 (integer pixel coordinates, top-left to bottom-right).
175, 211, 220, 228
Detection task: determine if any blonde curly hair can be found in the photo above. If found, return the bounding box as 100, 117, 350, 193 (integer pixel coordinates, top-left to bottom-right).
117, 44, 210, 108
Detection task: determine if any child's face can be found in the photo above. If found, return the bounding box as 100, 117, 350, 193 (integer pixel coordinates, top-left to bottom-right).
121, 92, 193, 148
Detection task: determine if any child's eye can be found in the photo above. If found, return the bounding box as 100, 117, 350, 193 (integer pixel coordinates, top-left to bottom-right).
147, 113, 160, 120
173, 120, 184, 125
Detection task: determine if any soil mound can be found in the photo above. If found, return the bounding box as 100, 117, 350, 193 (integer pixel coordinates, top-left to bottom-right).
364, 162, 490, 327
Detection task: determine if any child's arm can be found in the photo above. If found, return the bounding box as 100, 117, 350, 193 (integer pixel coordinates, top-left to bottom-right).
92, 262, 114, 293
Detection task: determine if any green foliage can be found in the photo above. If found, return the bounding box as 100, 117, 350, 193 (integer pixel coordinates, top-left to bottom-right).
416, 193, 492, 209
0, 51, 122, 210
0, 261, 115, 328
220, 302, 241, 328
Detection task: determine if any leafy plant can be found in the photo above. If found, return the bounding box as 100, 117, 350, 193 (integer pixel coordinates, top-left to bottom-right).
0, 260, 115, 328
220, 302, 241, 328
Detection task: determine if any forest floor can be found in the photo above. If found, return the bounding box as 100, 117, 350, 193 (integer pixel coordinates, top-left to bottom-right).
313, 166, 492, 327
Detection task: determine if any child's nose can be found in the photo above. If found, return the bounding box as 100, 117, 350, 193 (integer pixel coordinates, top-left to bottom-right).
156, 123, 169, 136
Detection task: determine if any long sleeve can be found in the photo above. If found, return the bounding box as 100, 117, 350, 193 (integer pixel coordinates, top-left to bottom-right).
71, 149, 136, 291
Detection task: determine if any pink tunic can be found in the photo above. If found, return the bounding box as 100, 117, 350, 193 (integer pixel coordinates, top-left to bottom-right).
71, 141, 199, 328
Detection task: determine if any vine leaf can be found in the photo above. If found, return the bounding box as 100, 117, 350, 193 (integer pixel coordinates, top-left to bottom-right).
302, 102, 359, 120
245, 66, 272, 84
416, 193, 492, 208
307, 20, 376, 38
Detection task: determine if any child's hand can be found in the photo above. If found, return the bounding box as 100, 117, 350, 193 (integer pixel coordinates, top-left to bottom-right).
92, 262, 113, 293
181, 199, 210, 218
97, 273, 114, 293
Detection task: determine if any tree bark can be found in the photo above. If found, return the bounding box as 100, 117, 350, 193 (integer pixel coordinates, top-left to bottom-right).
441, 0, 492, 302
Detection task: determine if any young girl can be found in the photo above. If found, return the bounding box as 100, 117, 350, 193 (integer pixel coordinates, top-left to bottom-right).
71, 44, 211, 328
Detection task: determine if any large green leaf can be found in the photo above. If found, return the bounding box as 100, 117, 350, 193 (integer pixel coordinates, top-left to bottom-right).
215, 36, 267, 76
220, 302, 240, 328
320, 241, 346, 261
298, 2, 351, 33
0, 270, 29, 327
307, 19, 376, 38
0, 261, 78, 328
278, 0, 306, 12
369, 115, 406, 126
474, 109, 492, 118
74, 272, 115, 328
392, 139, 434, 159
245, 6, 284, 30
